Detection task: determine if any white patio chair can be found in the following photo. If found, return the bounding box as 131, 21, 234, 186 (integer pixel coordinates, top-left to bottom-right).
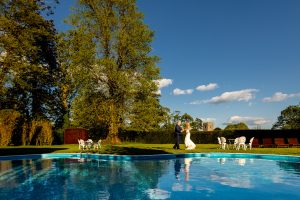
220, 137, 228, 150
217, 137, 222, 149
85, 139, 93, 150
94, 139, 102, 150
78, 139, 86, 150
247, 137, 254, 150
236, 136, 247, 150
233, 137, 239, 149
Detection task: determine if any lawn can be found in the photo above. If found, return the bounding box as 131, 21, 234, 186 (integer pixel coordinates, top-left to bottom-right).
1, 143, 300, 156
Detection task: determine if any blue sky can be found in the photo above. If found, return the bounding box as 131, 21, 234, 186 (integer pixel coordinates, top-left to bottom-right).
52, 0, 300, 129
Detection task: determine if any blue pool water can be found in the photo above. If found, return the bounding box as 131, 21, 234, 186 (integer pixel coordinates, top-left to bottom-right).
0, 153, 300, 200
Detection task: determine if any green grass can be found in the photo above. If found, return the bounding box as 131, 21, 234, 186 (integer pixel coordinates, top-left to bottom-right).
1, 143, 300, 156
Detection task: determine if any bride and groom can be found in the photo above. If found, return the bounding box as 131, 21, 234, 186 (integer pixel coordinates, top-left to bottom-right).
173, 120, 196, 150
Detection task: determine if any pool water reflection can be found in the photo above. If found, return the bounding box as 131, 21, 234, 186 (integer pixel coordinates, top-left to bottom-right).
0, 156, 300, 199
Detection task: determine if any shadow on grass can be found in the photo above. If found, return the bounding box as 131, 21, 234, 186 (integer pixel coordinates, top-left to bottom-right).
0, 148, 68, 156
101, 146, 170, 155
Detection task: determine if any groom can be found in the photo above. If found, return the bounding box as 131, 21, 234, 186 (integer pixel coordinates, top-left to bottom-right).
173, 120, 184, 149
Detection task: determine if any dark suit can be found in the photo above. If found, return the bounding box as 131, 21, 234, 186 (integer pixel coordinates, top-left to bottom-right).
173, 124, 182, 149
174, 159, 181, 179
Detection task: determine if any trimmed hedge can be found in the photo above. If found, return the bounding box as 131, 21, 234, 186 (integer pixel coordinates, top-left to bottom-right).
118, 129, 300, 144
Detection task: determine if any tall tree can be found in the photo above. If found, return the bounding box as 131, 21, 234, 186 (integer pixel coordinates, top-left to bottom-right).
180, 113, 194, 123
128, 101, 169, 132
0, 0, 59, 122
272, 104, 300, 130
172, 111, 181, 123
66, 0, 161, 143
225, 122, 249, 130
191, 118, 203, 131
56, 33, 78, 130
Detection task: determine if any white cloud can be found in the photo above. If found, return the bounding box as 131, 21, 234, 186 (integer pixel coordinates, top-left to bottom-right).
196, 83, 218, 91
290, 93, 300, 98
203, 89, 258, 104
156, 78, 173, 89
225, 116, 270, 126
154, 78, 173, 95
173, 88, 193, 95
201, 118, 216, 122
262, 92, 300, 102
190, 100, 203, 105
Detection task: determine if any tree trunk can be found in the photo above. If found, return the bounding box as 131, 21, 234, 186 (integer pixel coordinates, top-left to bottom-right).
105, 101, 121, 144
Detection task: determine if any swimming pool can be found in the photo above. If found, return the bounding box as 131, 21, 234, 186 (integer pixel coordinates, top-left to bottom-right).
0, 153, 299, 199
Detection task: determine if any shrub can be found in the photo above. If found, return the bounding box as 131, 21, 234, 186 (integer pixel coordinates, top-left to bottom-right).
26, 119, 53, 145
36, 120, 53, 145
118, 129, 300, 144
0, 109, 21, 146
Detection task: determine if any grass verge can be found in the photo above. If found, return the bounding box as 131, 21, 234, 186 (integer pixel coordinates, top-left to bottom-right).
1, 143, 300, 156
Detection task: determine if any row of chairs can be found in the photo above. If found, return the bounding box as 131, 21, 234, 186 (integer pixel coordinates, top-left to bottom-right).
234, 136, 254, 150
218, 136, 254, 150
253, 137, 300, 148
218, 137, 300, 149
78, 139, 102, 151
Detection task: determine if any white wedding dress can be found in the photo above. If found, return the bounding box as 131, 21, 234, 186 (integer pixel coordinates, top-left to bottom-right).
184, 129, 196, 150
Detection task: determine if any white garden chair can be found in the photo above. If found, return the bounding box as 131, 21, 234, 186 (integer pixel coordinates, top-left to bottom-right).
247, 137, 254, 150
78, 139, 86, 150
94, 139, 102, 150
220, 137, 228, 150
85, 139, 93, 150
233, 137, 239, 149
217, 137, 222, 149
236, 136, 247, 150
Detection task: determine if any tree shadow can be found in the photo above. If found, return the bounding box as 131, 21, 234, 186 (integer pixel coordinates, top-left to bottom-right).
0, 148, 68, 156
101, 146, 170, 155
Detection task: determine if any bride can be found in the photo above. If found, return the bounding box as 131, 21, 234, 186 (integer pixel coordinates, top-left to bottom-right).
184, 122, 196, 150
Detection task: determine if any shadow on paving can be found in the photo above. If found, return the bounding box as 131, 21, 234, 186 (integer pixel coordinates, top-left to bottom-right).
0, 148, 68, 156
102, 146, 170, 155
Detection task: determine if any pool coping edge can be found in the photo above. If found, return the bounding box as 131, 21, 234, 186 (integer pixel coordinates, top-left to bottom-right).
1, 152, 300, 162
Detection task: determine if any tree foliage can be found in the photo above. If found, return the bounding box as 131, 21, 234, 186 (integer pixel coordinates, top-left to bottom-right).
180, 113, 194, 123
0, 0, 174, 145
272, 104, 300, 130
64, 0, 163, 143
191, 118, 203, 131
0, 109, 21, 146
0, 0, 59, 145
224, 122, 249, 130
0, 0, 59, 121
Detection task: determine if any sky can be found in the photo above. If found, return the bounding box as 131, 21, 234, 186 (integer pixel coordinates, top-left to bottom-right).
52, 0, 300, 129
